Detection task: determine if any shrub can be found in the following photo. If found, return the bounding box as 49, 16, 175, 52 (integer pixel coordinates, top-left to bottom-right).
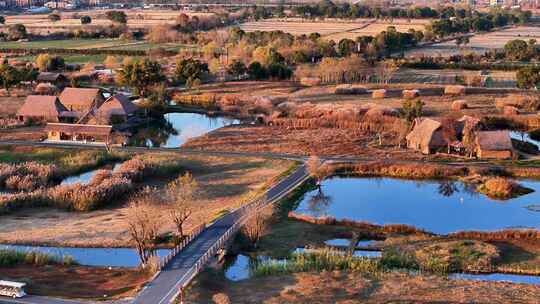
477, 177, 532, 199
0, 249, 77, 267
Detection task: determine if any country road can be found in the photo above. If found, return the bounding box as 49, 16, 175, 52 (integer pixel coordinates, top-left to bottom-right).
0, 161, 309, 304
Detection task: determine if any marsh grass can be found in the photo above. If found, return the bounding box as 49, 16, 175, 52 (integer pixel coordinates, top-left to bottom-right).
0, 249, 77, 267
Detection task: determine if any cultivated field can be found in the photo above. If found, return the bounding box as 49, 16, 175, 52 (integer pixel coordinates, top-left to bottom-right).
1, 9, 214, 33
239, 18, 429, 41
407, 26, 540, 57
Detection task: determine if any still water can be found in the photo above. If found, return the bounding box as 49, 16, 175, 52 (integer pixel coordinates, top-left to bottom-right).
294, 177, 540, 234
60, 163, 122, 186
131, 112, 241, 148
0, 244, 170, 267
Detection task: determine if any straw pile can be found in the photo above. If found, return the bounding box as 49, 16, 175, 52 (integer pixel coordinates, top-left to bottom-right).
444, 85, 466, 96
372, 89, 387, 99
300, 77, 322, 87
402, 89, 419, 99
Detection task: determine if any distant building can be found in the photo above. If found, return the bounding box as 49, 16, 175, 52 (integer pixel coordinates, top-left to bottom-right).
36, 72, 68, 88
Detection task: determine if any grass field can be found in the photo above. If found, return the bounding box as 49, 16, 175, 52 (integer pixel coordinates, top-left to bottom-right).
407, 26, 540, 57
240, 18, 429, 41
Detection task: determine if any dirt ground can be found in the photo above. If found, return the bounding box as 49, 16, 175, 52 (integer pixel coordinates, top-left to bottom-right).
0, 155, 294, 247
0, 264, 148, 299
187, 271, 540, 304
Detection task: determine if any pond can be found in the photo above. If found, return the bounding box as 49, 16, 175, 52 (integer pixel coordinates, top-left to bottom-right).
510, 131, 540, 149
0, 244, 171, 268
450, 273, 540, 285
130, 112, 241, 148
294, 177, 540, 234
60, 162, 122, 186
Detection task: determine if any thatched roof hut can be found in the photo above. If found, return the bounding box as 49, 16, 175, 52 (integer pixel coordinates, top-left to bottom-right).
475, 131, 514, 159
406, 118, 445, 154
59, 88, 105, 112
16, 95, 67, 122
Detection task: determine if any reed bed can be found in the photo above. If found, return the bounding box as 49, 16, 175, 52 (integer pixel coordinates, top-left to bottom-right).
0, 162, 56, 191
333, 162, 467, 179
0, 248, 76, 267
449, 229, 540, 241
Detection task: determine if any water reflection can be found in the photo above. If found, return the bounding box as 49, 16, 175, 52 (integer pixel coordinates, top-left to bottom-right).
450, 273, 540, 285
0, 244, 170, 267
131, 112, 241, 148
295, 177, 540, 234
306, 189, 332, 218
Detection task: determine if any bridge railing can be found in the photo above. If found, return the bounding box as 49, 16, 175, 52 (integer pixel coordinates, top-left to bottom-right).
158, 223, 206, 269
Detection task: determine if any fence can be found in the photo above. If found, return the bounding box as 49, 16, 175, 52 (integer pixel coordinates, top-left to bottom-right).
157, 223, 206, 269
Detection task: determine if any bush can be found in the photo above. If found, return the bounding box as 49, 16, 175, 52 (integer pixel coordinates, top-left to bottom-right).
477, 177, 533, 199
0, 248, 77, 267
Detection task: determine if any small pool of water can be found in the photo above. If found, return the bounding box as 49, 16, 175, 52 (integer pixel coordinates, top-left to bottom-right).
131, 112, 241, 148
224, 254, 252, 281
324, 239, 350, 246
0, 245, 171, 267
60, 162, 122, 186
511, 131, 540, 149
294, 177, 540, 234
450, 273, 540, 285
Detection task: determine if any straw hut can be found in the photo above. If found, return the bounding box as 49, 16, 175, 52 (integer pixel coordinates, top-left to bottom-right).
405, 118, 445, 154
92, 94, 138, 124
475, 131, 514, 159
59, 87, 105, 112
16, 95, 67, 123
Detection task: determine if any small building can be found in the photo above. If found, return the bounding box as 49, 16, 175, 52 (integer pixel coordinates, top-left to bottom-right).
406, 118, 446, 154
16, 95, 68, 123
37, 72, 68, 88
93, 94, 138, 124
59, 87, 105, 113
475, 130, 514, 159
44, 123, 113, 144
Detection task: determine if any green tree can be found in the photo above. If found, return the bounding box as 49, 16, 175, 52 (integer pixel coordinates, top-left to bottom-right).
0, 61, 20, 90
48, 13, 61, 22
174, 58, 208, 85
0, 16, 5, 24
400, 99, 423, 123
504, 39, 530, 61
7, 24, 27, 41
35, 54, 64, 72
247, 61, 267, 80
106, 11, 127, 24
267, 63, 292, 80
516, 66, 540, 89
226, 60, 247, 79
80, 15, 92, 24
117, 58, 165, 97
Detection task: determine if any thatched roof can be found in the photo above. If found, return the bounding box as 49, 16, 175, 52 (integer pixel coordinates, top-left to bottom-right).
476, 131, 513, 151
17, 95, 67, 117
97, 94, 137, 116
37, 72, 66, 83
59, 88, 103, 107
406, 118, 443, 147
44, 123, 112, 136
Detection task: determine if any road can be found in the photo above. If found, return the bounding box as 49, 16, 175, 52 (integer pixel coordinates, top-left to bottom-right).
0, 164, 309, 304
132, 164, 309, 304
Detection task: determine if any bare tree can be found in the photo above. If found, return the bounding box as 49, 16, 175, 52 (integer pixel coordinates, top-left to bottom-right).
242, 207, 272, 249
306, 156, 332, 188
125, 189, 161, 266
375, 60, 398, 84
166, 172, 198, 239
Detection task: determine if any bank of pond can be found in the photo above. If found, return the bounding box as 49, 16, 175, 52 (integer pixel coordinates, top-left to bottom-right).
293, 177, 540, 234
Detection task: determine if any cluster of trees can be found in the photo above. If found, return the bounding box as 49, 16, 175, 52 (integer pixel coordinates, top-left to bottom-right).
0, 24, 27, 41
35, 54, 65, 72
0, 59, 38, 90
293, 1, 439, 19
105, 11, 128, 24
430, 9, 531, 38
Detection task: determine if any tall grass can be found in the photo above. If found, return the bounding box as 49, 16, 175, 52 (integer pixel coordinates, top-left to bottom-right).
333, 162, 468, 179
0, 249, 76, 267
253, 249, 381, 277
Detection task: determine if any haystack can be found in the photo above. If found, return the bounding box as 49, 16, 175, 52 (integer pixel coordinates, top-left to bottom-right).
300, 77, 322, 87
402, 89, 420, 99
451, 100, 468, 110
444, 85, 466, 96
503, 106, 519, 115
495, 95, 533, 110
372, 89, 387, 99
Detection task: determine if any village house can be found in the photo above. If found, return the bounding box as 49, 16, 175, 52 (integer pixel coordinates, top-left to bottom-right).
475, 130, 514, 159
44, 123, 113, 144
59, 87, 105, 113
91, 94, 139, 125
36, 72, 68, 88
16, 95, 70, 123
406, 118, 446, 154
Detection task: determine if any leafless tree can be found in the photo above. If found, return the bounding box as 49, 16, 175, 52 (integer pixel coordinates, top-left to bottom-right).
375, 60, 398, 84
242, 207, 272, 249
125, 188, 161, 267
165, 172, 198, 239
306, 156, 332, 187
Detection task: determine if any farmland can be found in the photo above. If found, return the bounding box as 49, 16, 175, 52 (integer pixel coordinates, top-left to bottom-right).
239, 18, 429, 41
407, 26, 540, 57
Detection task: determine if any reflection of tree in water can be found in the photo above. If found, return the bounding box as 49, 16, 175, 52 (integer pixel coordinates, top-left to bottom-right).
437, 181, 459, 197
461, 182, 479, 197
306, 188, 332, 218
130, 118, 178, 147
